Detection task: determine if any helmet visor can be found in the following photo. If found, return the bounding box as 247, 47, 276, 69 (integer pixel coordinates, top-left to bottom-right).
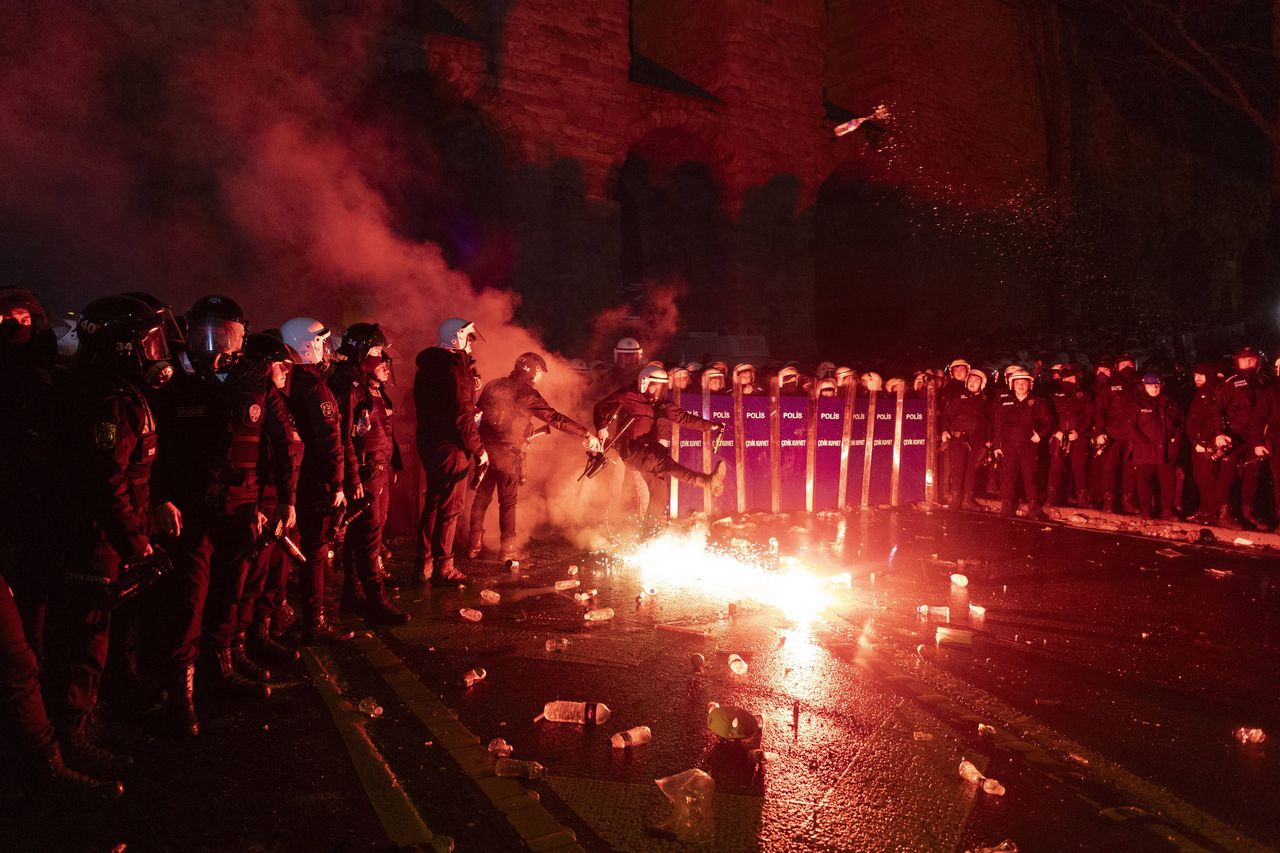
188, 319, 245, 357
138, 326, 171, 362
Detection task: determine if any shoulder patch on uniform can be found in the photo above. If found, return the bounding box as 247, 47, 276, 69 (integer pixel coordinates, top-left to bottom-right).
247, 403, 263, 423
320, 401, 336, 419
93, 422, 118, 450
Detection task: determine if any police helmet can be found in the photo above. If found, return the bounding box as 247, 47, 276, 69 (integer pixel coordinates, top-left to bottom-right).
77, 295, 172, 387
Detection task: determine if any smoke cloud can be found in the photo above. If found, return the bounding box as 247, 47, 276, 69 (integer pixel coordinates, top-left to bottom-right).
0, 1, 691, 545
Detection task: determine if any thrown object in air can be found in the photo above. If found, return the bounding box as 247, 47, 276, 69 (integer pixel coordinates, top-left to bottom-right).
654, 768, 716, 843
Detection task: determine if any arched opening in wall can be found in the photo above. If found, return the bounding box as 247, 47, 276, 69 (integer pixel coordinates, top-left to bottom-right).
616, 128, 729, 338
813, 176, 920, 360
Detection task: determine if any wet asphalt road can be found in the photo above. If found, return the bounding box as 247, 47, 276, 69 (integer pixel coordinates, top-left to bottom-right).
5, 507, 1277, 852
377, 507, 1280, 852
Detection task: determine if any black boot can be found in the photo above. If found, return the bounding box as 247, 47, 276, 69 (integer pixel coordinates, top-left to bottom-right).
410, 560, 430, 589
1027, 504, 1049, 522
231, 633, 271, 682
301, 610, 355, 645
340, 568, 365, 618
248, 620, 299, 664
362, 582, 409, 627
61, 725, 133, 778
34, 744, 123, 801
429, 560, 468, 587
167, 663, 199, 737
204, 648, 271, 699
374, 554, 400, 595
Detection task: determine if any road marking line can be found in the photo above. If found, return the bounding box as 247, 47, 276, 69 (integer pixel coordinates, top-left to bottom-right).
302, 645, 447, 850
347, 633, 585, 853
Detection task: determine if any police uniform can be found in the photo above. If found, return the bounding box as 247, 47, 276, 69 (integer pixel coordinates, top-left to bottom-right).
469, 372, 590, 557
1092, 368, 1141, 511
413, 346, 482, 582
1132, 390, 1181, 518
940, 387, 990, 508
1184, 367, 1221, 520
45, 367, 156, 743
1046, 380, 1093, 506
992, 392, 1053, 516
1213, 368, 1264, 525
592, 386, 721, 524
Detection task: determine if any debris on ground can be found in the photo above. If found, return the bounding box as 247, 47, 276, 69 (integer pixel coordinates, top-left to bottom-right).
654, 768, 716, 843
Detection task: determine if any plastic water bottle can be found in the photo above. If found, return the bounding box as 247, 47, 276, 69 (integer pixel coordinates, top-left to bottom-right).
958, 759, 983, 784
916, 604, 950, 619
537, 700, 611, 725
494, 758, 545, 779
480, 589, 501, 605
610, 725, 652, 750
1234, 727, 1267, 744
555, 579, 580, 591
969, 603, 986, 617
544, 638, 570, 653
583, 607, 614, 622
728, 654, 748, 675
981, 778, 1006, 796
459, 608, 483, 622
357, 697, 383, 718
487, 737, 513, 757
462, 667, 486, 688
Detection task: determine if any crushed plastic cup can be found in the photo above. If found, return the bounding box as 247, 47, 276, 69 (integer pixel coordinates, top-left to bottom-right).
573, 590, 597, 603
544, 638, 570, 653
583, 607, 614, 622
567, 564, 579, 576
479, 589, 501, 605
950, 573, 969, 587
555, 579, 581, 591
357, 697, 383, 718
487, 737, 513, 757
494, 758, 544, 779
654, 768, 715, 843
462, 667, 487, 688
728, 653, 748, 675
610, 725, 652, 750
1234, 727, 1267, 744
459, 608, 483, 622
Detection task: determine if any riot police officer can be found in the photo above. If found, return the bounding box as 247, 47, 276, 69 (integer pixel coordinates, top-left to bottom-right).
414, 318, 486, 586
152, 296, 278, 736
1092, 355, 1141, 513
993, 369, 1053, 519
45, 295, 170, 774
1213, 345, 1265, 529
279, 316, 356, 642
1046, 366, 1093, 507
1185, 363, 1221, 523
940, 370, 990, 510
1133, 374, 1182, 519
468, 352, 602, 561
331, 323, 408, 624
593, 365, 726, 529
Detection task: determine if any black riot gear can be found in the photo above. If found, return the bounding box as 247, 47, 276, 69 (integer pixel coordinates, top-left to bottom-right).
338, 322, 387, 363
77, 295, 172, 388
123, 291, 186, 347
513, 352, 548, 382
185, 295, 246, 369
